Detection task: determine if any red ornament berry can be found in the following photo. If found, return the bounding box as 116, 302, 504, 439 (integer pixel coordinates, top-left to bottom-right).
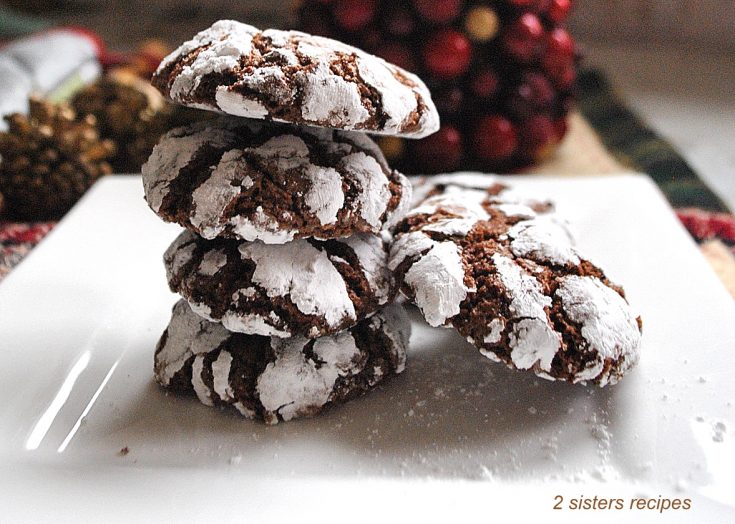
360, 29, 383, 52
423, 29, 472, 79
502, 13, 544, 62
333, 0, 377, 32
507, 72, 555, 118
553, 117, 569, 141
472, 116, 519, 161
521, 72, 554, 107
546, 63, 576, 90
506, 93, 534, 120
471, 69, 499, 98
543, 28, 575, 69
413, 0, 463, 24
520, 114, 556, 156
384, 8, 416, 36
676, 209, 716, 240
546, 0, 572, 24
414, 125, 464, 172
377, 42, 416, 72
434, 87, 464, 116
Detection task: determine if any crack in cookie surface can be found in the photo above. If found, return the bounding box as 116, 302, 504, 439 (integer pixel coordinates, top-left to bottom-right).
143, 117, 412, 243
165, 230, 395, 339
155, 301, 410, 424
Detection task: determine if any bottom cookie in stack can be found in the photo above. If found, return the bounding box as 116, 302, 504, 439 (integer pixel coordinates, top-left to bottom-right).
155, 300, 410, 425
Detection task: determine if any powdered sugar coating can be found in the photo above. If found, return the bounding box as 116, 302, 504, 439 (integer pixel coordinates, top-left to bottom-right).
390, 233, 469, 327
154, 300, 230, 386
211, 351, 235, 401
191, 355, 212, 405
163, 233, 197, 276
153, 20, 439, 138
303, 165, 344, 226
154, 301, 410, 424
341, 152, 392, 228
221, 311, 291, 338
257, 331, 361, 423
190, 149, 251, 238
161, 20, 256, 101
142, 118, 412, 243
239, 240, 356, 329
165, 230, 395, 338
298, 56, 370, 128
142, 124, 236, 213
391, 176, 642, 386
482, 318, 505, 345
341, 234, 393, 304
555, 275, 642, 386
507, 216, 580, 266
229, 207, 297, 244
215, 89, 269, 119
492, 254, 561, 373
197, 249, 227, 276
390, 182, 554, 329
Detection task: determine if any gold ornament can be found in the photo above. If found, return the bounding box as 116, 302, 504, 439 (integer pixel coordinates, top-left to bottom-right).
464, 6, 500, 42
376, 136, 406, 161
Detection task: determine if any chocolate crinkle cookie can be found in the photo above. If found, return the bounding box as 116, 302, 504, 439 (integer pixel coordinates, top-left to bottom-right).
142, 117, 411, 243
151, 20, 439, 138
155, 300, 410, 424
165, 229, 395, 339
390, 176, 642, 386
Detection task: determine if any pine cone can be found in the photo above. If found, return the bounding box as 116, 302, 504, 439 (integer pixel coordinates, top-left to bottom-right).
0, 98, 115, 221
71, 70, 171, 173
72, 70, 212, 173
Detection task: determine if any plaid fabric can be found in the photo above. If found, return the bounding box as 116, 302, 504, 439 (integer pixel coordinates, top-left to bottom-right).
0, 222, 55, 281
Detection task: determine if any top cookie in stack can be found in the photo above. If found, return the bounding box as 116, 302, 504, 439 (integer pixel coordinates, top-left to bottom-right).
150, 20, 439, 138
142, 20, 440, 423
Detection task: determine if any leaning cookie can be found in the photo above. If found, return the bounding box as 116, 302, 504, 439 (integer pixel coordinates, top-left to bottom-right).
165, 230, 395, 338
155, 300, 410, 424
152, 20, 439, 138
390, 184, 642, 386
142, 118, 412, 243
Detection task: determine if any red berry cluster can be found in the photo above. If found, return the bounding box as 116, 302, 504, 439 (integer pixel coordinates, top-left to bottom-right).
297, 0, 578, 173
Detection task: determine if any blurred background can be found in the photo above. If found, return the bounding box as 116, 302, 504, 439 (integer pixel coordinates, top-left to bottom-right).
3, 0, 735, 51
0, 0, 735, 53
1, 0, 731, 202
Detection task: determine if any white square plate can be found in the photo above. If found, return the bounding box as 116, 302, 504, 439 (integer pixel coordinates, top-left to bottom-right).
1, 175, 733, 523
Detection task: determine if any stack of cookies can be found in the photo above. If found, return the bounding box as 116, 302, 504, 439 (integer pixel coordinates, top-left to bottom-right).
142, 20, 643, 426
141, 21, 440, 424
